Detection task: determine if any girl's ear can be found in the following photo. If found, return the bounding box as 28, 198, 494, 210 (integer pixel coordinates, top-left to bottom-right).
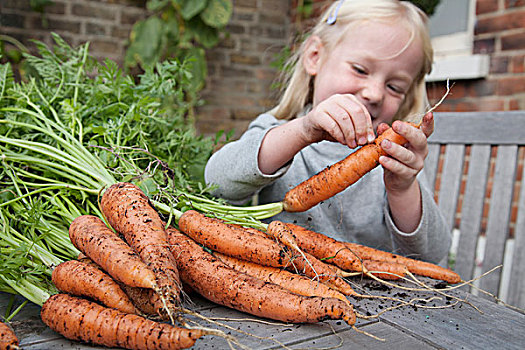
303, 35, 323, 76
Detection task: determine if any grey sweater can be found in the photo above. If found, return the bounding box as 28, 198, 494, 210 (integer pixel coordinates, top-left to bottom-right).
205, 113, 452, 264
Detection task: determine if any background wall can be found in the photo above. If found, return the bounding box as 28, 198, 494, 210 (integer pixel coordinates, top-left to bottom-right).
1, 0, 524, 138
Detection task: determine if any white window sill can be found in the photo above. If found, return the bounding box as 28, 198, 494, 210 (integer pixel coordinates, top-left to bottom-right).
425, 54, 490, 82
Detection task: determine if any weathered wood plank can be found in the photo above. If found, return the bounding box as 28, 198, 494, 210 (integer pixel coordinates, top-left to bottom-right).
263, 321, 437, 350
424, 143, 441, 189
506, 148, 525, 310
354, 280, 525, 350
437, 144, 464, 233
480, 145, 518, 297
431, 111, 525, 144
454, 145, 491, 283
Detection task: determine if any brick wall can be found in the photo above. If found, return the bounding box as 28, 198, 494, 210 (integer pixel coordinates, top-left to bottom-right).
1, 0, 524, 134
0, 0, 147, 63
195, 0, 291, 138
0, 0, 291, 139
427, 0, 525, 111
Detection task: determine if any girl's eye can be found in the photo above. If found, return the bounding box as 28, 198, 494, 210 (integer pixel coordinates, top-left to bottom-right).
352, 64, 367, 75
387, 84, 406, 95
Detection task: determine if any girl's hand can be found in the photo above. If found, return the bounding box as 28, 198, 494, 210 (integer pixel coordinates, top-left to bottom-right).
379, 112, 434, 194
300, 94, 376, 148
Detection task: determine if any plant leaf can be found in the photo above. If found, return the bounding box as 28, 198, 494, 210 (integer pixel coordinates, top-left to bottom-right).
200, 0, 232, 28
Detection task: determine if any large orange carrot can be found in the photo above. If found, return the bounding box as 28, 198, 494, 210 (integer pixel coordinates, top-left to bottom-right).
283, 125, 413, 212
41, 294, 204, 350
0, 321, 19, 350
284, 223, 406, 280
167, 227, 356, 325
69, 215, 156, 289
178, 210, 354, 295
214, 251, 355, 303
287, 223, 460, 283
100, 182, 182, 308
52, 259, 137, 314
343, 242, 461, 284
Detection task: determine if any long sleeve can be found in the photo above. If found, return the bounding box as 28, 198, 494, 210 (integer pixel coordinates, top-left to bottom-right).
204, 113, 291, 203
205, 113, 452, 264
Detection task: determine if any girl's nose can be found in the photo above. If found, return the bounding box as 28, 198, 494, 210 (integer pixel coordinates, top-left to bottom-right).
360, 80, 384, 105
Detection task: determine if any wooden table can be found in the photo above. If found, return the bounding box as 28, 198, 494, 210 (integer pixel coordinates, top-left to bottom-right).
2, 278, 524, 350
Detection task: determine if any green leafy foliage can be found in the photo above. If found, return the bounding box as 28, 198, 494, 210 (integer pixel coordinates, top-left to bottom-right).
0, 35, 221, 305
125, 0, 232, 95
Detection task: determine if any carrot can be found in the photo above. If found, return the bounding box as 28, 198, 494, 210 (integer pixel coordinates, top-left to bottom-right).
287, 223, 461, 283
214, 251, 354, 303
283, 125, 414, 212
40, 294, 204, 350
285, 223, 406, 280
118, 284, 166, 319
52, 259, 137, 314
343, 242, 461, 284
100, 182, 182, 308
69, 215, 156, 289
0, 321, 19, 350
178, 210, 354, 295
166, 227, 356, 325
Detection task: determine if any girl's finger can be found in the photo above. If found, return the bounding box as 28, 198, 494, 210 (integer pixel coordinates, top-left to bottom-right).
420, 112, 434, 138
341, 94, 374, 145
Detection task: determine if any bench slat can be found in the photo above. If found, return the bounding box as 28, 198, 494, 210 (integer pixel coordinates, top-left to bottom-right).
437, 144, 464, 234
430, 111, 525, 144
479, 145, 518, 297
425, 143, 441, 189
507, 150, 525, 310
455, 145, 491, 283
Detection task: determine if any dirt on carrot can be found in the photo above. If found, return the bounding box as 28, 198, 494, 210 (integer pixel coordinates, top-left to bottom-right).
178, 210, 354, 295
285, 223, 406, 280
100, 182, 183, 309
214, 251, 353, 304
69, 215, 157, 289
0, 320, 19, 350
41, 294, 205, 350
283, 124, 414, 212
343, 242, 461, 284
52, 259, 137, 314
166, 227, 356, 325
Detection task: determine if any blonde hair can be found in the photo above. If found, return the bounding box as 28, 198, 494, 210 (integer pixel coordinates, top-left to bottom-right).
272, 0, 433, 123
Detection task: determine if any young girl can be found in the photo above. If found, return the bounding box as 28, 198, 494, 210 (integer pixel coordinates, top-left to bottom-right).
204, 0, 451, 265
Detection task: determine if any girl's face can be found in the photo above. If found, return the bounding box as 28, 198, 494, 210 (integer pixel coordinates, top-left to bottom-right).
306, 20, 424, 130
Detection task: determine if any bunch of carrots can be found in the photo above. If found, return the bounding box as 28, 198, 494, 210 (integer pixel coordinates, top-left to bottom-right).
34, 182, 460, 350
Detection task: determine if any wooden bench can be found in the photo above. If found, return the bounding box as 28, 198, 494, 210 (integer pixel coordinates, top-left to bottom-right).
425, 111, 525, 311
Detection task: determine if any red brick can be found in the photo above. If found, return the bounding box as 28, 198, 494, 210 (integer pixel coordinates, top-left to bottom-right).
474, 38, 495, 54
477, 0, 499, 14
511, 55, 525, 73
502, 31, 525, 50
490, 55, 510, 74
497, 76, 525, 95
475, 10, 525, 34
72, 4, 117, 21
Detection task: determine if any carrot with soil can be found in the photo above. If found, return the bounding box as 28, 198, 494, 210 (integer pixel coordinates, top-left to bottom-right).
0, 321, 19, 350
52, 259, 138, 314
284, 222, 406, 280
69, 215, 157, 289
100, 182, 183, 309
343, 241, 461, 284
178, 210, 354, 295
40, 294, 205, 350
288, 223, 460, 283
283, 124, 415, 212
167, 227, 356, 325
214, 251, 354, 303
